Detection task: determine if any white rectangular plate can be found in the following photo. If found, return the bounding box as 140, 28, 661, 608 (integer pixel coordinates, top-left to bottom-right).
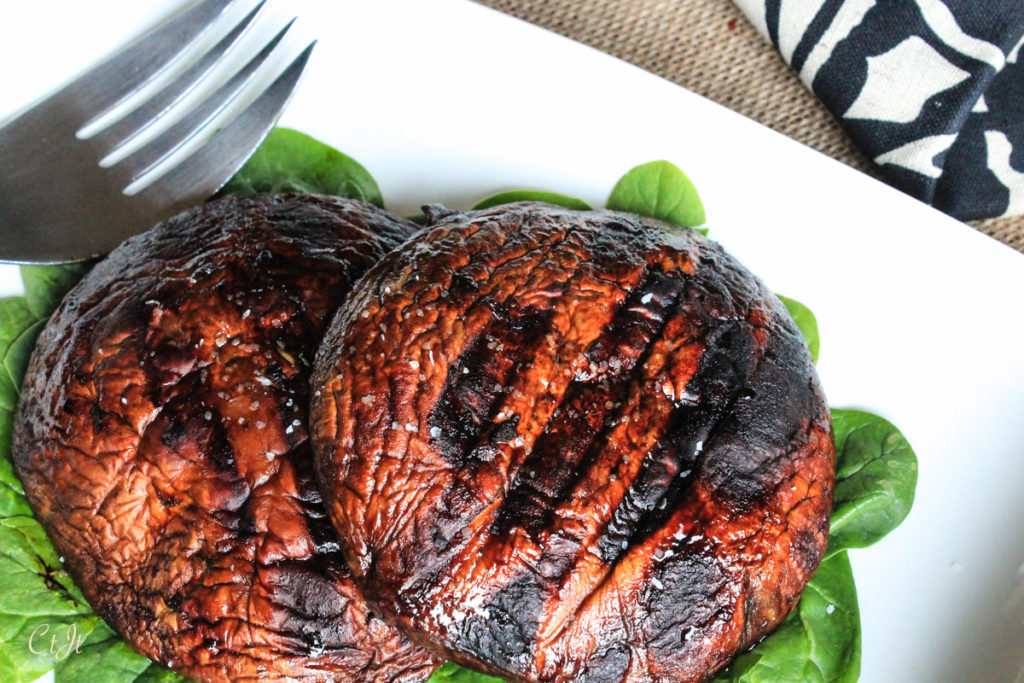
3, 1, 1024, 681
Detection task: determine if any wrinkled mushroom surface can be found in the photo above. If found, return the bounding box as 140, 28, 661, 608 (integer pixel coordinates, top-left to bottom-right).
14, 194, 440, 682
312, 203, 835, 683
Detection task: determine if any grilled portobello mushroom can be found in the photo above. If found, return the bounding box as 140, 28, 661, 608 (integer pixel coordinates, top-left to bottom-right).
311, 202, 835, 682
13, 194, 440, 682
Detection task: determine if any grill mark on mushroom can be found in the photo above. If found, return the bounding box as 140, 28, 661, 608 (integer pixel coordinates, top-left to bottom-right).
596, 318, 753, 564
429, 301, 555, 468
492, 269, 687, 540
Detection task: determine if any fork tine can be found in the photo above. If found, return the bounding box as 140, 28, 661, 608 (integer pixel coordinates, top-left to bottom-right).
134, 42, 314, 206
86, 0, 266, 148
112, 18, 296, 181
63, 0, 236, 119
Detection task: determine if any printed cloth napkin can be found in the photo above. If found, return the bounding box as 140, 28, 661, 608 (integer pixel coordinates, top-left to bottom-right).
732, 0, 1024, 220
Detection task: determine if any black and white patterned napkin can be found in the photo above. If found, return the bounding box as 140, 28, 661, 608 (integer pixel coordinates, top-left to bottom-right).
733, 0, 1024, 220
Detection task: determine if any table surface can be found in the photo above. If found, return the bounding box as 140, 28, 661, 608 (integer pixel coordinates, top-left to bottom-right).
475, 0, 1024, 253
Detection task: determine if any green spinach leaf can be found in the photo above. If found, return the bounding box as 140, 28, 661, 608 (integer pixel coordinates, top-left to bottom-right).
0, 297, 106, 683
0, 299, 41, 517
218, 127, 384, 206
777, 295, 820, 364
55, 621, 185, 683
715, 551, 860, 683
473, 190, 591, 211
428, 661, 505, 682
132, 666, 190, 683
828, 409, 918, 556
607, 160, 706, 231
19, 265, 92, 321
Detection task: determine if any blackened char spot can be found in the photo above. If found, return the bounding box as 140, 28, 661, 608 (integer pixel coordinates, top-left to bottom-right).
203, 416, 236, 473
789, 526, 825, 577
492, 382, 612, 538
583, 270, 685, 377
89, 402, 105, 436
491, 416, 520, 444
596, 406, 706, 563
154, 489, 182, 508
159, 420, 188, 448
450, 573, 545, 676
422, 204, 463, 225
265, 362, 288, 387
450, 272, 479, 298
432, 528, 450, 551
578, 644, 630, 682
292, 443, 345, 560
492, 271, 685, 538
701, 333, 819, 509
597, 319, 756, 562
645, 545, 731, 669
428, 302, 553, 467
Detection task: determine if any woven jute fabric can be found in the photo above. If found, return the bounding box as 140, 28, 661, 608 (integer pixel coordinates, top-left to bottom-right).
474, 0, 1024, 253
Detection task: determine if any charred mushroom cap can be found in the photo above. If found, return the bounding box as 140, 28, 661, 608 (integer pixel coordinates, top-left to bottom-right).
311, 202, 835, 683
13, 194, 440, 682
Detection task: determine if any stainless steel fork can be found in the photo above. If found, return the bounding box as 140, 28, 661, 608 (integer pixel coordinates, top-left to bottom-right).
0, 0, 314, 263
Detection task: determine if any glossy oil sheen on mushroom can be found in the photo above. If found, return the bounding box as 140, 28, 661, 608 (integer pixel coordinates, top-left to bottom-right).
14, 195, 440, 682
311, 202, 835, 682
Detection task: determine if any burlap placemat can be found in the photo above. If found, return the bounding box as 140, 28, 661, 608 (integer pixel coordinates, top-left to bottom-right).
474, 0, 1024, 253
